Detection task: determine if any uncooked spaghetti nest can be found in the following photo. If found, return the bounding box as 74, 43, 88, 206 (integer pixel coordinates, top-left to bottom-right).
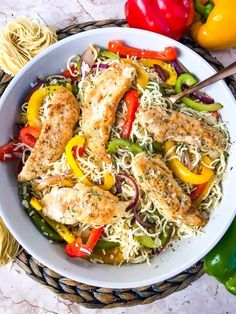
0, 217, 21, 266
0, 17, 58, 76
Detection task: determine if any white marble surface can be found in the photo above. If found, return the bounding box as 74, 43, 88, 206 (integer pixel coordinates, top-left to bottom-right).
0, 1, 236, 313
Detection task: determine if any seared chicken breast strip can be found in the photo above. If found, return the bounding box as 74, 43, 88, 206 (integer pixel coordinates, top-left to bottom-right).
132, 153, 206, 227
18, 87, 79, 181
138, 106, 226, 153
82, 62, 136, 162
41, 182, 128, 225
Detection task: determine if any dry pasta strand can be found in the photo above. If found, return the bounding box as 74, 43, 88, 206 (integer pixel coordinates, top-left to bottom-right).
0, 18, 58, 76
0, 217, 21, 266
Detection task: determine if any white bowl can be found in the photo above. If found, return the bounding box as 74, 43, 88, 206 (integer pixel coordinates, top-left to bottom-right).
0, 28, 236, 288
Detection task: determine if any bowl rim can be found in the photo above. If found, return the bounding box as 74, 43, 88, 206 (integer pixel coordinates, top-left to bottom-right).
0, 27, 236, 288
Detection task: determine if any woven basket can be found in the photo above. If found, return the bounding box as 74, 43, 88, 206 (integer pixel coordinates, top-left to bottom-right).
1, 19, 236, 309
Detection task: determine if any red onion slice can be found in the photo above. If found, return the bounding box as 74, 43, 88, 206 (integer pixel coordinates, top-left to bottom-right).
116, 173, 139, 212
92, 63, 109, 69
25, 79, 44, 102
133, 207, 156, 229
191, 91, 214, 104
154, 64, 170, 82
169, 59, 187, 75
80, 45, 100, 77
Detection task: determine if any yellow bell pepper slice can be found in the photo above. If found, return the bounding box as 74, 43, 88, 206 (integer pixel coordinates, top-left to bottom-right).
65, 135, 114, 190
139, 58, 177, 86
30, 197, 42, 211
50, 178, 74, 187
65, 135, 93, 186
27, 85, 63, 128
164, 140, 214, 184
122, 58, 149, 92
30, 197, 75, 244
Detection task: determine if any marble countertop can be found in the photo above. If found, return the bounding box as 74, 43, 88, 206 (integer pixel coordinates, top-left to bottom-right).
0, 1, 235, 313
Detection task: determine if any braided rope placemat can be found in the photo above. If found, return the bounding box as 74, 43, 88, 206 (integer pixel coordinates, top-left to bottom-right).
0, 19, 235, 309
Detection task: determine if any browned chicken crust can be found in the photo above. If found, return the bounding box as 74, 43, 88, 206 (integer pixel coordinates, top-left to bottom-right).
82, 62, 136, 163
18, 87, 80, 181
132, 153, 206, 227
138, 106, 226, 153
41, 182, 129, 225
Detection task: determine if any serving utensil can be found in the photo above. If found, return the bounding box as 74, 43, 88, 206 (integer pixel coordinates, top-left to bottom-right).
169, 61, 236, 104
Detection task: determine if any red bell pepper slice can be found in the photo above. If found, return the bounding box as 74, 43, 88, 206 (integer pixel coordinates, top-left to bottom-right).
108, 41, 177, 61
64, 64, 79, 82
19, 126, 40, 148
0, 140, 22, 162
66, 227, 104, 258
190, 183, 208, 202
121, 89, 139, 139
72, 145, 86, 158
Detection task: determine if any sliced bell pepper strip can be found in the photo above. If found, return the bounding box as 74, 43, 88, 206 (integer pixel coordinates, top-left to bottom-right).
121, 89, 139, 139
19, 184, 62, 242
95, 240, 120, 250
193, 176, 215, 206
0, 140, 22, 162
190, 182, 208, 202
27, 85, 62, 128
65, 135, 93, 186
64, 64, 80, 82
30, 197, 76, 244
108, 41, 177, 61
122, 59, 149, 91
108, 138, 143, 155
99, 50, 120, 60
19, 126, 40, 148
139, 58, 177, 86
66, 135, 114, 190
66, 227, 104, 257
175, 73, 223, 112
164, 140, 214, 184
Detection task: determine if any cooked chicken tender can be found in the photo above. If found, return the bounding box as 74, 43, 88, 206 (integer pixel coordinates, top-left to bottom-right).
18, 87, 79, 181
82, 62, 136, 162
138, 106, 226, 153
132, 153, 206, 227
41, 182, 128, 225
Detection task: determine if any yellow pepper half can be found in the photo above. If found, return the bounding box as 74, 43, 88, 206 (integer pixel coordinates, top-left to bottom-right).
30, 197, 75, 243
139, 58, 177, 86
164, 140, 214, 184
191, 0, 236, 50
65, 135, 114, 190
122, 58, 149, 92
27, 85, 63, 128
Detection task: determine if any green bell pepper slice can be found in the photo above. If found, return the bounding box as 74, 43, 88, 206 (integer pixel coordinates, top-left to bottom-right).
108, 138, 143, 155
95, 240, 120, 250
204, 218, 236, 295
99, 50, 119, 60
175, 73, 223, 112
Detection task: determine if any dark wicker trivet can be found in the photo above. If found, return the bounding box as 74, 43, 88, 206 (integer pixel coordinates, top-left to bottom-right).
0, 19, 235, 309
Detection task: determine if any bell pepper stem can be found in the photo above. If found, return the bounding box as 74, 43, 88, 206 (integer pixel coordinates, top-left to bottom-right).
194, 0, 215, 21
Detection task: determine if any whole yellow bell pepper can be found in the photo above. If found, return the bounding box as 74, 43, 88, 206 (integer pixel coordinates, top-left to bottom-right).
65, 135, 114, 190
27, 86, 62, 128
191, 0, 236, 50
122, 58, 149, 92
164, 140, 214, 184
139, 59, 177, 86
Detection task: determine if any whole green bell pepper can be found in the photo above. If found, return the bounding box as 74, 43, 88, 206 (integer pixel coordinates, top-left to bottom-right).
204, 218, 236, 295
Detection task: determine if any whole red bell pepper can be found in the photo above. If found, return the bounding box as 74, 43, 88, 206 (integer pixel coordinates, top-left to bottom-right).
125, 0, 194, 40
